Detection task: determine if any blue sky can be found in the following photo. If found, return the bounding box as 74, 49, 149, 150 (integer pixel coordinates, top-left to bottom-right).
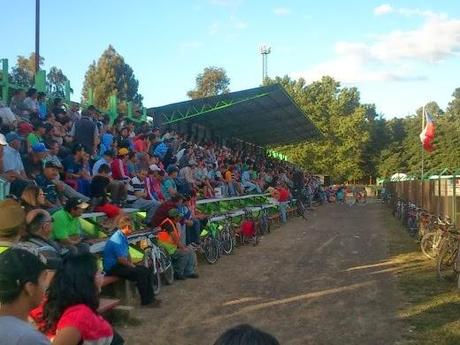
2, 0, 460, 118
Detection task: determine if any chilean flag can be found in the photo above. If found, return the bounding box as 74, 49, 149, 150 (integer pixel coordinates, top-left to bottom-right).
419, 112, 435, 152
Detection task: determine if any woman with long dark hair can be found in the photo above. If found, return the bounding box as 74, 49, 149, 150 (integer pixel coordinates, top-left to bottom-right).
37, 253, 124, 345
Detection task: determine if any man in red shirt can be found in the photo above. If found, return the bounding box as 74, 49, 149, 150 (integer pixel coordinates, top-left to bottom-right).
150, 194, 184, 228
268, 185, 291, 224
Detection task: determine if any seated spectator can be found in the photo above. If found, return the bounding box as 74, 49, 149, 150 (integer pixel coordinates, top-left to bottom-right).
92, 150, 126, 204
43, 139, 63, 169
161, 165, 179, 200
3, 132, 27, 180
103, 216, 160, 308
145, 164, 165, 202
127, 166, 160, 222
20, 209, 66, 268
0, 101, 18, 129
35, 161, 62, 209
0, 248, 51, 345
241, 166, 262, 194
23, 143, 48, 179
26, 121, 46, 151
62, 143, 85, 190
51, 198, 90, 254
36, 253, 124, 344
90, 164, 121, 221
111, 148, 130, 181
0, 199, 26, 252
150, 193, 184, 227
126, 151, 137, 177
157, 209, 198, 280
20, 185, 47, 213
213, 324, 280, 345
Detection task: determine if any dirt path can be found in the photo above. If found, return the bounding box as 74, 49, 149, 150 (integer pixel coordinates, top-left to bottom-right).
119, 201, 404, 345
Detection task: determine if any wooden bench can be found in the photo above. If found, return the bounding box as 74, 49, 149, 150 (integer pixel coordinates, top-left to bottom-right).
102, 275, 135, 304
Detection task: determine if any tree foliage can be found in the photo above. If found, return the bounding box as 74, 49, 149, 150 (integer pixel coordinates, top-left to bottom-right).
187, 66, 230, 99
266, 75, 460, 181
81, 45, 143, 110
10, 53, 44, 88
47, 67, 72, 99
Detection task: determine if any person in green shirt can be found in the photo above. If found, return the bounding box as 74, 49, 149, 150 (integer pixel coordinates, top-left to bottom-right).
52, 198, 90, 254
26, 121, 46, 152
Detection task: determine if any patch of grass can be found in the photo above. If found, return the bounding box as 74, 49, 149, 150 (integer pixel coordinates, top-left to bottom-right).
385, 211, 460, 345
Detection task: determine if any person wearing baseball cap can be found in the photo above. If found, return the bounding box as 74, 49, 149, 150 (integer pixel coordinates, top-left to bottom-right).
3, 132, 27, 181
51, 198, 89, 254
157, 208, 198, 280
23, 143, 49, 180
0, 248, 51, 344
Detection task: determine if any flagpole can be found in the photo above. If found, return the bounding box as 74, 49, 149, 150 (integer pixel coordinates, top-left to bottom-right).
421, 105, 425, 208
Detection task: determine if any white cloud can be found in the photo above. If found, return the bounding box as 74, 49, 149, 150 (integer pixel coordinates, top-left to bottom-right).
292, 10, 460, 84
374, 4, 394, 16
273, 7, 291, 16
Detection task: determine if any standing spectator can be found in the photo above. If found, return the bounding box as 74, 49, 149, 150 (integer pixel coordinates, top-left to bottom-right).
70, 109, 98, 154
23, 88, 39, 119
0, 248, 51, 345
37, 92, 47, 120
51, 198, 89, 254
103, 216, 160, 308
36, 253, 124, 344
67, 102, 81, 123
9, 89, 26, 117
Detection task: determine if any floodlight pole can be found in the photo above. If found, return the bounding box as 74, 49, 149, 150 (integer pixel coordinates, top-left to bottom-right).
259, 45, 271, 84
35, 0, 40, 73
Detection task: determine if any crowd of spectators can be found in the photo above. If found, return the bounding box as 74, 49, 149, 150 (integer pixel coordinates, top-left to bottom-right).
0, 87, 314, 344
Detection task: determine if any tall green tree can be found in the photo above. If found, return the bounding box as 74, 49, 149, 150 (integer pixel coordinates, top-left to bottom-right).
265, 75, 371, 181
10, 53, 44, 88
81, 45, 143, 110
187, 66, 230, 99
46, 67, 72, 99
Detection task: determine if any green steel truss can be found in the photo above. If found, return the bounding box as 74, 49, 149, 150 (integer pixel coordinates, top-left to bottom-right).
156, 92, 270, 125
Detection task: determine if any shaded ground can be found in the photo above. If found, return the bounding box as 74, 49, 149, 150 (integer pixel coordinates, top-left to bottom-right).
119, 201, 405, 345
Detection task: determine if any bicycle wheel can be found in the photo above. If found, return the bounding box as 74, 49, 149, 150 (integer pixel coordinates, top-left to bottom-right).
436, 238, 458, 280
420, 232, 440, 260
159, 248, 174, 285
203, 237, 219, 264
296, 201, 308, 221
152, 265, 161, 296
220, 227, 233, 255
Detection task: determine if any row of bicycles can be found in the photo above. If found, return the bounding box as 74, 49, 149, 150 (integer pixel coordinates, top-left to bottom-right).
199, 206, 272, 264
391, 197, 460, 284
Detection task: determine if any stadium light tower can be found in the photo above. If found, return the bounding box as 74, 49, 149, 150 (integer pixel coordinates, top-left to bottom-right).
259, 45, 271, 83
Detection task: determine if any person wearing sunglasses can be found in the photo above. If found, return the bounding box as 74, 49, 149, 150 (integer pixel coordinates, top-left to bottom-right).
18, 209, 67, 269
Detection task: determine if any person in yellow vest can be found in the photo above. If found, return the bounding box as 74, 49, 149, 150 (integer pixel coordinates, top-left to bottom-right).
158, 209, 198, 280
0, 199, 26, 254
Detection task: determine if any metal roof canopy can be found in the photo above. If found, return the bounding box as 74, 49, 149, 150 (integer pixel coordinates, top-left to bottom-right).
149, 84, 320, 147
